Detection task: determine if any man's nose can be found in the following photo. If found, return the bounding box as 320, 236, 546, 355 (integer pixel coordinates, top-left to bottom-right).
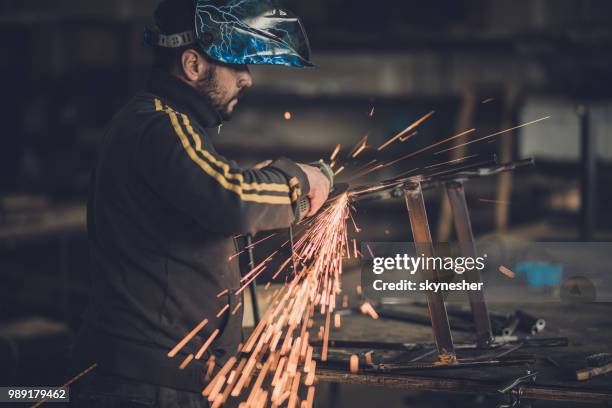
238, 66, 253, 89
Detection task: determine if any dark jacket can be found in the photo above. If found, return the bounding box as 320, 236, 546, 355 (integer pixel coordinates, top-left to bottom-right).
76, 69, 309, 392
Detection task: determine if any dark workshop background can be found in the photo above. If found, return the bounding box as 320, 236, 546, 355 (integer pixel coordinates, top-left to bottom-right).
0, 0, 611, 407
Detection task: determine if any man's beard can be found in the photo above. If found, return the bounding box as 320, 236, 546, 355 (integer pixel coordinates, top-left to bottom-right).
195, 65, 237, 121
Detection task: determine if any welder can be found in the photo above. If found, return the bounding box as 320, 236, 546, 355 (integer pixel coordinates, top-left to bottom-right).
72, 0, 330, 406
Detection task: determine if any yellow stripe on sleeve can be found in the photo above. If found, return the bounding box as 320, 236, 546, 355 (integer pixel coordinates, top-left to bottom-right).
155, 99, 291, 205
178, 113, 291, 193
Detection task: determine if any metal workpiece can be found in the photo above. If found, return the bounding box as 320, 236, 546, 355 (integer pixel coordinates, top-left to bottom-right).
351, 159, 537, 355
351, 158, 534, 204
403, 183, 456, 363
445, 181, 494, 346
497, 371, 538, 408
502, 314, 521, 337
515, 310, 546, 335
417, 158, 534, 192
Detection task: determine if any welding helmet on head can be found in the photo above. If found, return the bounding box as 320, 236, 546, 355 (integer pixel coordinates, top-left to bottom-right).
145, 0, 315, 68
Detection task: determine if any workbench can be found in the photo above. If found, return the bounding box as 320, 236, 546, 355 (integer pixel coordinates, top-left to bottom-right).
313, 292, 612, 405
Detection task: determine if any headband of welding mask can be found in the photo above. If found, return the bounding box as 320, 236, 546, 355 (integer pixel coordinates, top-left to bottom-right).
143, 27, 196, 49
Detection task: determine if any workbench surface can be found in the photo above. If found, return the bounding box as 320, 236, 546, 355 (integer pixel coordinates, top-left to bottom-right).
308, 269, 612, 405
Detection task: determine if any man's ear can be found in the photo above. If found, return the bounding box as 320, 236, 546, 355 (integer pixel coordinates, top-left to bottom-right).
180, 49, 207, 82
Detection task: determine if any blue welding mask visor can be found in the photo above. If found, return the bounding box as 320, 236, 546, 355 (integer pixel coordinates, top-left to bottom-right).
194, 0, 315, 67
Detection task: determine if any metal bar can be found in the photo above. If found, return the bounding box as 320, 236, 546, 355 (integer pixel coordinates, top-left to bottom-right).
246, 234, 260, 325
445, 181, 494, 346
352, 158, 534, 203
579, 105, 596, 241
315, 369, 612, 405
310, 337, 568, 351
403, 183, 456, 363
374, 357, 535, 371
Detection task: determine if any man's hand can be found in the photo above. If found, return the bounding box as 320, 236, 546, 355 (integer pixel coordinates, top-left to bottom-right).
298, 164, 331, 217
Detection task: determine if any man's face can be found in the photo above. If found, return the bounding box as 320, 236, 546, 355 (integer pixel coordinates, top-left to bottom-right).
195, 60, 253, 121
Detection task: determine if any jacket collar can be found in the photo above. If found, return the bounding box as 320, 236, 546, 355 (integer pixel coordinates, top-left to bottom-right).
145, 69, 223, 128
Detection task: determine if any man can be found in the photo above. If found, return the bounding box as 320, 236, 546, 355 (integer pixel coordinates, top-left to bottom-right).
72, 0, 330, 406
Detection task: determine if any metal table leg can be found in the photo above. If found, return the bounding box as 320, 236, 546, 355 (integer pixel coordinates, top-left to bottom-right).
445, 181, 494, 346
404, 183, 456, 363
246, 234, 261, 325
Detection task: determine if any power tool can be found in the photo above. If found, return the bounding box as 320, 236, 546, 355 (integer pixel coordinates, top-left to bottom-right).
294, 160, 349, 223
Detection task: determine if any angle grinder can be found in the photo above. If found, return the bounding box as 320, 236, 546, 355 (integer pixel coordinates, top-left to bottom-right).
294, 160, 348, 222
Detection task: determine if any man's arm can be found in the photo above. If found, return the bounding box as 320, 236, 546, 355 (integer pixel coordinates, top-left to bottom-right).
136, 109, 328, 235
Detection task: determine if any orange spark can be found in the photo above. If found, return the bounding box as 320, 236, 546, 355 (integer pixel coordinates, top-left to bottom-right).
385, 128, 475, 167
31, 363, 98, 408
231, 302, 243, 315
167, 193, 352, 407
349, 134, 368, 158
195, 329, 220, 359
349, 354, 359, 373
399, 131, 418, 142
359, 301, 379, 319
352, 142, 367, 158
168, 318, 208, 358
499, 265, 516, 279
435, 116, 550, 155
424, 154, 479, 170
216, 304, 230, 318
227, 233, 277, 261
179, 354, 194, 370
330, 144, 341, 161
377, 110, 435, 151
479, 198, 512, 205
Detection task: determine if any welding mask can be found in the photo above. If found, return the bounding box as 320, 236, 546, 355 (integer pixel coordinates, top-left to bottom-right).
145, 0, 315, 68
